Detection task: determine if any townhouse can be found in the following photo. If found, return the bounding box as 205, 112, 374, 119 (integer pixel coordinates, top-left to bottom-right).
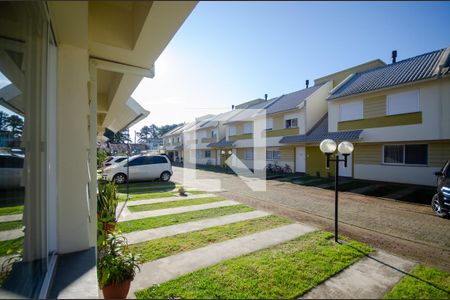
162, 123, 186, 162
325, 48, 450, 186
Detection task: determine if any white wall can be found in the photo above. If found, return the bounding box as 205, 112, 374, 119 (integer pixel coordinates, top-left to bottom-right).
354, 163, 440, 186
328, 80, 450, 142
57, 44, 93, 254
305, 80, 332, 132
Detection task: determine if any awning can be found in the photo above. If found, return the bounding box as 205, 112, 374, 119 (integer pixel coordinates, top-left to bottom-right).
279, 129, 363, 144
207, 138, 235, 148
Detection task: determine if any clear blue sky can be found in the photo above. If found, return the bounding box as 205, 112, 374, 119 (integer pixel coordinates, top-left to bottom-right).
131, 1, 450, 133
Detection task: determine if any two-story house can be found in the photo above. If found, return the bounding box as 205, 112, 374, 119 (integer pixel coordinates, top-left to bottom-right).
325, 47, 450, 186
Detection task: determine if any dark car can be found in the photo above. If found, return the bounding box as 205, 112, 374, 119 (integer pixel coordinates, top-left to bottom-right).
432, 159, 450, 218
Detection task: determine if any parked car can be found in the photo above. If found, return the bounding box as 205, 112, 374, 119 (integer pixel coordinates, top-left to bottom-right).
0, 153, 24, 189
102, 154, 172, 184
432, 159, 450, 218
103, 156, 127, 168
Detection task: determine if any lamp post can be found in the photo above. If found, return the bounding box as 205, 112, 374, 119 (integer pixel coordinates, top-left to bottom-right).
319, 139, 354, 243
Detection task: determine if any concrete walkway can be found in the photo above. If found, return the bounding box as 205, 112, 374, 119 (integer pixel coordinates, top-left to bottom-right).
118, 200, 241, 222
130, 223, 317, 296
301, 250, 416, 299
0, 228, 23, 242
0, 214, 22, 222
124, 210, 271, 244
126, 193, 217, 207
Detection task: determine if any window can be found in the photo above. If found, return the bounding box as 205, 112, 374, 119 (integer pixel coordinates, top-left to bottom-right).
243, 122, 253, 134
205, 150, 211, 158
266, 150, 281, 160
339, 101, 363, 121
115, 157, 127, 163
266, 118, 273, 130
387, 90, 419, 115
211, 130, 217, 138
383, 144, 427, 165
228, 126, 236, 136
244, 148, 254, 160
285, 118, 298, 129
128, 156, 146, 166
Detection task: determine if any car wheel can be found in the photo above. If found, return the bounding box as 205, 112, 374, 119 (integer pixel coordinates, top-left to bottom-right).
431, 194, 448, 218
160, 171, 171, 182
113, 173, 127, 185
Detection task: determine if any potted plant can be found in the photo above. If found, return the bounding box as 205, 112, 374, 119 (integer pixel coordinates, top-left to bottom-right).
178, 186, 187, 197
98, 233, 141, 299
97, 181, 119, 233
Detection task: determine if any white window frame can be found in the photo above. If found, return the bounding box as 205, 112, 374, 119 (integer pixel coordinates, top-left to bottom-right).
266, 118, 273, 131
339, 100, 363, 122
382, 144, 428, 166
266, 149, 281, 160
386, 90, 419, 116
228, 125, 236, 136
244, 148, 254, 160
243, 122, 253, 134
204, 150, 211, 158
285, 118, 298, 129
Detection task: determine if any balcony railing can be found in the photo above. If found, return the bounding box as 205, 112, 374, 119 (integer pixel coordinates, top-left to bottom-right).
264, 127, 299, 137
228, 133, 252, 141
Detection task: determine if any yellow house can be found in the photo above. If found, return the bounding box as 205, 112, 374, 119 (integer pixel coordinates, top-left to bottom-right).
326, 48, 450, 185
0, 1, 196, 297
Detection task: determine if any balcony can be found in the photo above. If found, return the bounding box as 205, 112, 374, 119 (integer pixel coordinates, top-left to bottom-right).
201, 137, 216, 144
264, 127, 299, 138
228, 133, 252, 141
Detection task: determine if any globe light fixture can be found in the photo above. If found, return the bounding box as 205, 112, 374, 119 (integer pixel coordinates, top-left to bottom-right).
319, 138, 355, 243
320, 139, 337, 154
221, 150, 225, 155
228, 150, 232, 155
337, 141, 354, 155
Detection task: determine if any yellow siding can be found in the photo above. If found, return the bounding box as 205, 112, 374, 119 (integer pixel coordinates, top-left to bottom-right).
280, 147, 295, 162
306, 146, 336, 177
235, 123, 244, 135
228, 133, 252, 141
273, 115, 284, 130
338, 112, 422, 130
363, 96, 386, 118
429, 141, 450, 167
354, 144, 381, 165
265, 128, 298, 138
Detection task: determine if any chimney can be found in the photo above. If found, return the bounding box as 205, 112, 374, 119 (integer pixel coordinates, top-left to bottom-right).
232, 105, 235, 110
264, 94, 268, 101
392, 50, 397, 64
305, 80, 309, 88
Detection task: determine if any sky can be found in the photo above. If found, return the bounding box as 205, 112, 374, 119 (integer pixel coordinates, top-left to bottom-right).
130, 1, 450, 137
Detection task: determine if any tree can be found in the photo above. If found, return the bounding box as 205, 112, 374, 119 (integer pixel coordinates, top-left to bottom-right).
158, 124, 181, 137
104, 128, 130, 144
137, 125, 159, 143
0, 111, 9, 131
6, 115, 23, 138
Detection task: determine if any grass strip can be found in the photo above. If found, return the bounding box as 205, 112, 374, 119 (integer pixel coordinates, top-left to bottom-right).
117, 181, 178, 188
384, 265, 450, 299
0, 221, 23, 232
0, 237, 23, 257
128, 196, 226, 212
119, 191, 207, 201
0, 205, 23, 216
118, 204, 254, 233
136, 231, 372, 299
130, 215, 292, 263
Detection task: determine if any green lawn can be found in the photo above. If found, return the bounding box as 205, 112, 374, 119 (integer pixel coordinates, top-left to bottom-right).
136, 231, 372, 299
130, 215, 292, 263
0, 221, 23, 232
118, 190, 207, 201
0, 205, 23, 216
118, 205, 255, 233
0, 237, 23, 257
117, 181, 177, 189
384, 265, 450, 299
127, 196, 226, 212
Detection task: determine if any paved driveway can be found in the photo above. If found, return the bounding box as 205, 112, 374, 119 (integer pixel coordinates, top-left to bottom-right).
172, 167, 450, 270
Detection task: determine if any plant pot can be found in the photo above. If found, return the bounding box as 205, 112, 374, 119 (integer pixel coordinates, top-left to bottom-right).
102, 279, 131, 299
103, 222, 116, 233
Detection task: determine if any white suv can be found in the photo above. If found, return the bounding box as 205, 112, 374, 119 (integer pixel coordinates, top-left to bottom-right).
102, 154, 172, 184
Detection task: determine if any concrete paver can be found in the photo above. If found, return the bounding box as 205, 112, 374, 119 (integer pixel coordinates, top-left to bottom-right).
129, 223, 317, 296
126, 193, 217, 207
301, 250, 416, 299
0, 214, 22, 223
0, 228, 23, 242
118, 200, 241, 222
124, 210, 271, 244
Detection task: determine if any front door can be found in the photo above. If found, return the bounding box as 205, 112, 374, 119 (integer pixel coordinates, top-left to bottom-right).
295, 146, 305, 173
